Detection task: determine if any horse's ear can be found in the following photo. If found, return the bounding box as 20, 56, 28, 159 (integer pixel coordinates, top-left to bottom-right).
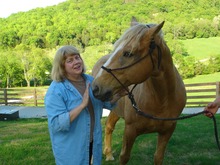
130, 16, 138, 26
152, 21, 165, 37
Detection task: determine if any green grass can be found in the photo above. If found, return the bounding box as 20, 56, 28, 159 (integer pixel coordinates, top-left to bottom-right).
1, 116, 220, 165
101, 116, 220, 165
184, 72, 220, 84
0, 119, 54, 165
181, 37, 220, 60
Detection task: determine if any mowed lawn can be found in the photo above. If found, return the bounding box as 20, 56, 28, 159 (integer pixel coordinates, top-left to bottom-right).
184, 72, 220, 84
0, 115, 220, 165
181, 37, 220, 60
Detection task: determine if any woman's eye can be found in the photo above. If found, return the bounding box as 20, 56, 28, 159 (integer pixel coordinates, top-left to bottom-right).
123, 51, 133, 57
75, 55, 80, 60
66, 55, 81, 64
66, 59, 73, 63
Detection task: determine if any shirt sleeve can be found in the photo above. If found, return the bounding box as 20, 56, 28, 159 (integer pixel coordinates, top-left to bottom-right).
45, 92, 70, 133
103, 101, 117, 110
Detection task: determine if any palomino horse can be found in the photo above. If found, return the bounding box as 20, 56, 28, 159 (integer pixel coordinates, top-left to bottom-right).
92, 17, 186, 165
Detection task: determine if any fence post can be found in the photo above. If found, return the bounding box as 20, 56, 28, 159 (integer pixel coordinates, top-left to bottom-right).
34, 89, 37, 106
216, 82, 220, 98
3, 89, 8, 105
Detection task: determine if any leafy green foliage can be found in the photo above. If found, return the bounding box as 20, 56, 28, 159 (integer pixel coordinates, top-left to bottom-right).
0, 46, 52, 87
0, 0, 219, 87
0, 0, 219, 49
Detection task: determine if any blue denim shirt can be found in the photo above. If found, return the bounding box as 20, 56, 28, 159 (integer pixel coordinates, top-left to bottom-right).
45, 74, 115, 165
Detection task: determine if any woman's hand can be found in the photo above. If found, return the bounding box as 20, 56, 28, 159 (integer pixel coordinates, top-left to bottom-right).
81, 83, 90, 108
69, 83, 90, 122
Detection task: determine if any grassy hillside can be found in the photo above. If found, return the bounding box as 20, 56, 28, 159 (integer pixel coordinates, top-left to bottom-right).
180, 37, 220, 60
184, 72, 220, 84
84, 37, 220, 74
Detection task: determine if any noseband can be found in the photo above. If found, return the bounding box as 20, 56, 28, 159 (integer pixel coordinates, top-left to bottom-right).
101, 38, 163, 118
101, 39, 162, 95
101, 32, 220, 151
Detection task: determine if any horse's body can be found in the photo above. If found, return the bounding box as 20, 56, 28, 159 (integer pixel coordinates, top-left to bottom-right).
92, 17, 186, 165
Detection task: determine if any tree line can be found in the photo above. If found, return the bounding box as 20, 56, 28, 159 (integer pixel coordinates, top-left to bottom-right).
0, 0, 219, 49
0, 0, 219, 87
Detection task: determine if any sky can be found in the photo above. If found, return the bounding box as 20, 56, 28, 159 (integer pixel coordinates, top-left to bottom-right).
0, 0, 66, 18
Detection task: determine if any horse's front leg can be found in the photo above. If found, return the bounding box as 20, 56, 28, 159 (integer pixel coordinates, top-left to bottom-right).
120, 124, 137, 165
103, 111, 120, 161
154, 122, 176, 165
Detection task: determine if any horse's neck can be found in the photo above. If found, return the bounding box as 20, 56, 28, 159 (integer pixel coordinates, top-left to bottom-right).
145, 54, 177, 99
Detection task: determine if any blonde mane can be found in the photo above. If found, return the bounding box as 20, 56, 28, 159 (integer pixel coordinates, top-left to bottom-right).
92, 18, 186, 164
114, 23, 164, 51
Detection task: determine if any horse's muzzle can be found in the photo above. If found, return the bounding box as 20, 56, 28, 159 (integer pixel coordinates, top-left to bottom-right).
92, 84, 112, 102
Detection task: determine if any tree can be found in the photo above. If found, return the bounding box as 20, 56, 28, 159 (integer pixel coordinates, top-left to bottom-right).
194, 61, 206, 75
15, 45, 33, 87
14, 45, 52, 87
29, 48, 52, 86
0, 50, 23, 87
0, 30, 19, 49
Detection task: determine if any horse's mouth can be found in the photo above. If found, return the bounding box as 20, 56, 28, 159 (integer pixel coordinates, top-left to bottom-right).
92, 85, 128, 102
92, 85, 113, 101
109, 88, 129, 102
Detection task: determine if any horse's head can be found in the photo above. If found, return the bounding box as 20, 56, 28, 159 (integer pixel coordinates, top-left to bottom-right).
92, 17, 165, 101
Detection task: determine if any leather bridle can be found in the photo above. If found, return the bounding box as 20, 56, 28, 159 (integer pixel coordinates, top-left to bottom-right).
101, 38, 161, 95
100, 28, 220, 151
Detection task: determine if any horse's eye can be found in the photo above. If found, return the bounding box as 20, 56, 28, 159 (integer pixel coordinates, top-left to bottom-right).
123, 51, 133, 57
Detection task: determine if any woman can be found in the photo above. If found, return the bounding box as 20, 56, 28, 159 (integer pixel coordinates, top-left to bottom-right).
44, 45, 123, 165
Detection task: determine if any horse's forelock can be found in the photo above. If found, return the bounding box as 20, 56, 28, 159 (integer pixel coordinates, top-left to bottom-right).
114, 24, 147, 50
114, 23, 164, 51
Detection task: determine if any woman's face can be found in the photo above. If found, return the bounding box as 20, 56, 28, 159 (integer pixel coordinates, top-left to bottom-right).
64, 54, 83, 78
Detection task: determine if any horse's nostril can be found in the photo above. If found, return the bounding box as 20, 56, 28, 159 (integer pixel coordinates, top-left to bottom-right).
92, 85, 99, 97
104, 91, 112, 100
92, 85, 112, 101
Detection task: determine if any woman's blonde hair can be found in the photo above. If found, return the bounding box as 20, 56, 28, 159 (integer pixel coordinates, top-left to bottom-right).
51, 45, 86, 82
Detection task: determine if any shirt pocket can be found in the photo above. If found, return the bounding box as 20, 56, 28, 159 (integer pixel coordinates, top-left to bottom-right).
66, 92, 82, 111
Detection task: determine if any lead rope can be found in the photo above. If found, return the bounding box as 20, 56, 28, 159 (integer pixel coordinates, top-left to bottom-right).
128, 92, 220, 151
100, 37, 219, 151
101, 64, 220, 151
